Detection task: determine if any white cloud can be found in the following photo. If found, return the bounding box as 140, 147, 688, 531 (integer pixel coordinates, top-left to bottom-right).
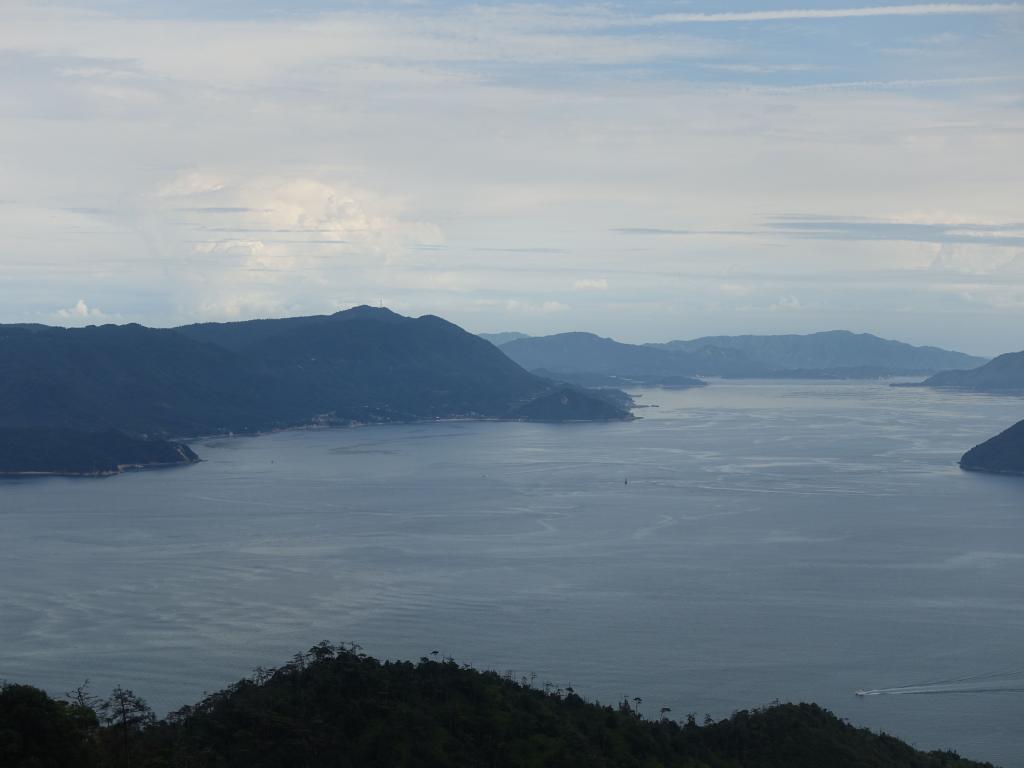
573, 278, 608, 291
651, 3, 1023, 24
505, 300, 569, 315
769, 296, 803, 311
55, 299, 110, 322
0, 1, 1020, 351
158, 171, 227, 198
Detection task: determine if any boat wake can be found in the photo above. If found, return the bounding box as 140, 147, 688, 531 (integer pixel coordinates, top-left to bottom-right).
857, 667, 1024, 697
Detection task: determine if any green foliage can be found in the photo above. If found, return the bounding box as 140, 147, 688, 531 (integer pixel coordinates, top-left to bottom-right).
0, 646, 995, 768
0, 682, 99, 767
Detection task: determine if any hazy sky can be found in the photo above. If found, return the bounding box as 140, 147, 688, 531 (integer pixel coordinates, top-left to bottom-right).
1, 1, 1022, 355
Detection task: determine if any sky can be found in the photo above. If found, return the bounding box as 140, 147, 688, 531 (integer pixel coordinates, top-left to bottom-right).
1, 1, 1022, 355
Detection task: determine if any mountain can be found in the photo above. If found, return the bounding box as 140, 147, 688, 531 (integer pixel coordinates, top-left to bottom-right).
2, 644, 993, 768
960, 420, 1024, 476
479, 331, 531, 346
917, 350, 1024, 393
0, 308, 630, 474
0, 428, 198, 476
497, 330, 982, 384
499, 332, 738, 384
652, 331, 986, 375
0, 322, 276, 435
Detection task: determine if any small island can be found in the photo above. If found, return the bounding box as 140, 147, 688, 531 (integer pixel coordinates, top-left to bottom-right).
0, 429, 199, 477
960, 419, 1024, 476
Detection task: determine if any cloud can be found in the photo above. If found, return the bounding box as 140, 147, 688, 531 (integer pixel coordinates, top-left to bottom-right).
55, 299, 110, 322
701, 63, 820, 74
768, 216, 1024, 247
770, 296, 803, 311
573, 278, 608, 291
505, 300, 569, 315
176, 207, 262, 214
0, 0, 1021, 352
649, 3, 1023, 24
158, 172, 227, 198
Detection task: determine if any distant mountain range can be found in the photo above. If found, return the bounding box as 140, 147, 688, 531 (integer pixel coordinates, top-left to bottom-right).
915, 350, 1024, 393
479, 331, 530, 346
0, 308, 630, 475
491, 330, 986, 385
652, 330, 986, 375
499, 333, 714, 386
961, 420, 1024, 476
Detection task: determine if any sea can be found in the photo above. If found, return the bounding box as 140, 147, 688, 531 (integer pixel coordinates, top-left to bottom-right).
1, 380, 1022, 765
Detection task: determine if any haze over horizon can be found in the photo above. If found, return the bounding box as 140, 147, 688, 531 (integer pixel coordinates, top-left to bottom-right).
2, 0, 1022, 356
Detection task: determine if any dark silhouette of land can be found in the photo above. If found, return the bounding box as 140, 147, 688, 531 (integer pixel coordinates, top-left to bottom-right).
0, 428, 197, 476
961, 419, 1024, 476
0, 644, 994, 768
916, 351, 1024, 393
0, 307, 630, 474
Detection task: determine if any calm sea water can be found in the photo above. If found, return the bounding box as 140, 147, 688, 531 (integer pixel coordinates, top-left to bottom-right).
1, 381, 1022, 765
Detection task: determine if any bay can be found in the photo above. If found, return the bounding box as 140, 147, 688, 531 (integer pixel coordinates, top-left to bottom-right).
1, 381, 1022, 765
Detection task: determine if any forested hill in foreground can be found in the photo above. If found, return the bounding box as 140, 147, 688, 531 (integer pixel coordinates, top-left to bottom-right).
961, 419, 1024, 476
0, 308, 630, 474
1, 645, 992, 768
917, 351, 1024, 393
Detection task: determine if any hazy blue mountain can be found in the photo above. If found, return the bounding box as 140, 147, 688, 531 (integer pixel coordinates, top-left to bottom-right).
652, 330, 986, 374
0, 428, 198, 476
918, 350, 1024, 393
961, 420, 1024, 475
498, 329, 979, 383
0, 308, 629, 473
479, 331, 531, 346
499, 332, 752, 383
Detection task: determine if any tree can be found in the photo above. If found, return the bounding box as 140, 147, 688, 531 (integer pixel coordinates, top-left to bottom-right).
98, 687, 153, 768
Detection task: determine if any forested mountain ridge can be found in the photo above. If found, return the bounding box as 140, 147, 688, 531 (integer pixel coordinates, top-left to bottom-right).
0, 644, 993, 768
0, 308, 630, 474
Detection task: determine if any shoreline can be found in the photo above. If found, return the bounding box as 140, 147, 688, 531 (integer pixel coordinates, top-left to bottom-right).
0, 459, 202, 480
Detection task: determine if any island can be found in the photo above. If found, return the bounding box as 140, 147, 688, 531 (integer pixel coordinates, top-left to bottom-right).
0, 307, 632, 475
960, 419, 1024, 476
